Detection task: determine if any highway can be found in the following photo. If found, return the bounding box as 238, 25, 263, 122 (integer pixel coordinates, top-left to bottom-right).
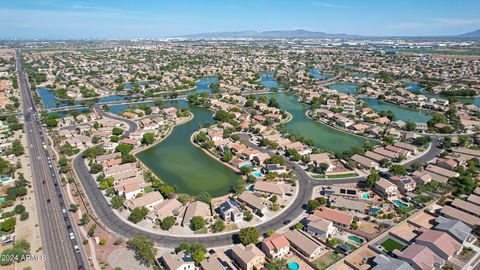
16, 49, 88, 270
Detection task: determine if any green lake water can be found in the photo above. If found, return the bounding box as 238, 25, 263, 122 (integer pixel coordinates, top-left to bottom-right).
133, 100, 241, 197
263, 92, 376, 153
360, 98, 432, 123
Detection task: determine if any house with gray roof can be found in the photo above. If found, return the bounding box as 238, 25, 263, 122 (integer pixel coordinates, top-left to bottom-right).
435, 216, 471, 244
372, 254, 414, 270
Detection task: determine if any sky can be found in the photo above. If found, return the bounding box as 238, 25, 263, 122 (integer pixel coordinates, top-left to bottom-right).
1, 0, 480, 39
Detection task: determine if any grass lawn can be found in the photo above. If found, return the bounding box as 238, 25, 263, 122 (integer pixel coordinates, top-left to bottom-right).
194, 227, 208, 234
346, 243, 357, 251
314, 173, 359, 179
380, 238, 405, 252
413, 195, 434, 203
312, 251, 343, 270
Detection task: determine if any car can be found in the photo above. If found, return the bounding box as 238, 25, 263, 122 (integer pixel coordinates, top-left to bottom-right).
46, 199, 51, 203
282, 219, 291, 225
42, 180, 46, 184
74, 245, 80, 253
69, 232, 75, 240
62, 209, 67, 214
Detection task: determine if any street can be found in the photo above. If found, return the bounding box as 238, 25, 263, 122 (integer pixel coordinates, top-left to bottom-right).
16, 49, 88, 270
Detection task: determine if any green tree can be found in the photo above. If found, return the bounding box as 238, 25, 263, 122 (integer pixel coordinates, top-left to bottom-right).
141, 133, 155, 145
115, 143, 133, 155
240, 165, 252, 175
190, 216, 206, 231
128, 207, 148, 223
127, 236, 157, 265
389, 165, 407, 176
160, 216, 176, 230
189, 242, 207, 264
196, 191, 212, 204
111, 196, 125, 209
238, 227, 259, 245
14, 205, 25, 214
214, 219, 225, 232
90, 163, 102, 174
80, 214, 90, 225
449, 176, 476, 195
158, 184, 176, 199
223, 151, 234, 162
365, 169, 380, 187
213, 110, 231, 122
112, 127, 124, 136
307, 199, 321, 212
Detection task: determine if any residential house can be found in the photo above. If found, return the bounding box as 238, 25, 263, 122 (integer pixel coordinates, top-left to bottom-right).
123, 191, 164, 211
158, 251, 195, 270
313, 207, 353, 228
351, 154, 379, 170
390, 176, 416, 193
284, 230, 323, 259
371, 254, 414, 270
253, 181, 285, 197
374, 178, 398, 198
146, 199, 183, 223
394, 243, 445, 270
440, 206, 480, 229
231, 244, 265, 270
217, 199, 244, 223
434, 216, 471, 244
306, 217, 336, 240
260, 233, 290, 259
238, 192, 270, 215
182, 201, 211, 227
415, 229, 462, 260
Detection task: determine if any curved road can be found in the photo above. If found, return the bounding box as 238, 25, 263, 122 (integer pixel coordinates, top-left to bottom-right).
73, 106, 442, 248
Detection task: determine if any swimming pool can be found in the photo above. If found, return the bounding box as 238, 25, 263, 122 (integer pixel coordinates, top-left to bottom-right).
287, 262, 299, 270
369, 207, 381, 214
348, 235, 364, 244
252, 171, 264, 178
240, 163, 252, 168
392, 200, 409, 208
0, 198, 5, 203
246, 184, 254, 191
1, 177, 13, 183
361, 193, 370, 200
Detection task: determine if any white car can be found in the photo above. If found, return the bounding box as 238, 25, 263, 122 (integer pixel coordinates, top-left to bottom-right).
62, 209, 67, 214
74, 245, 80, 253
69, 232, 75, 240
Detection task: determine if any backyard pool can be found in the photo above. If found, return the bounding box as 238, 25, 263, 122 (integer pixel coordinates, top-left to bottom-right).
348, 235, 364, 244
287, 262, 300, 270
361, 193, 370, 200
369, 207, 381, 214
252, 171, 264, 178
0, 198, 5, 203
1, 177, 13, 184
392, 200, 409, 208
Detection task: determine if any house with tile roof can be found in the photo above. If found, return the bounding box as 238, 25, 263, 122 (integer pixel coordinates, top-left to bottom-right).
414, 229, 462, 260
260, 233, 290, 259
394, 243, 445, 270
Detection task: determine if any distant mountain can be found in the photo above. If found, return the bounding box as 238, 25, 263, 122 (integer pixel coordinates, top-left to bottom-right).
458, 29, 480, 38
181, 29, 358, 39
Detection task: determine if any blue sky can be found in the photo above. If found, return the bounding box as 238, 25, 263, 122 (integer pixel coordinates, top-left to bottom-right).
1, 0, 480, 39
